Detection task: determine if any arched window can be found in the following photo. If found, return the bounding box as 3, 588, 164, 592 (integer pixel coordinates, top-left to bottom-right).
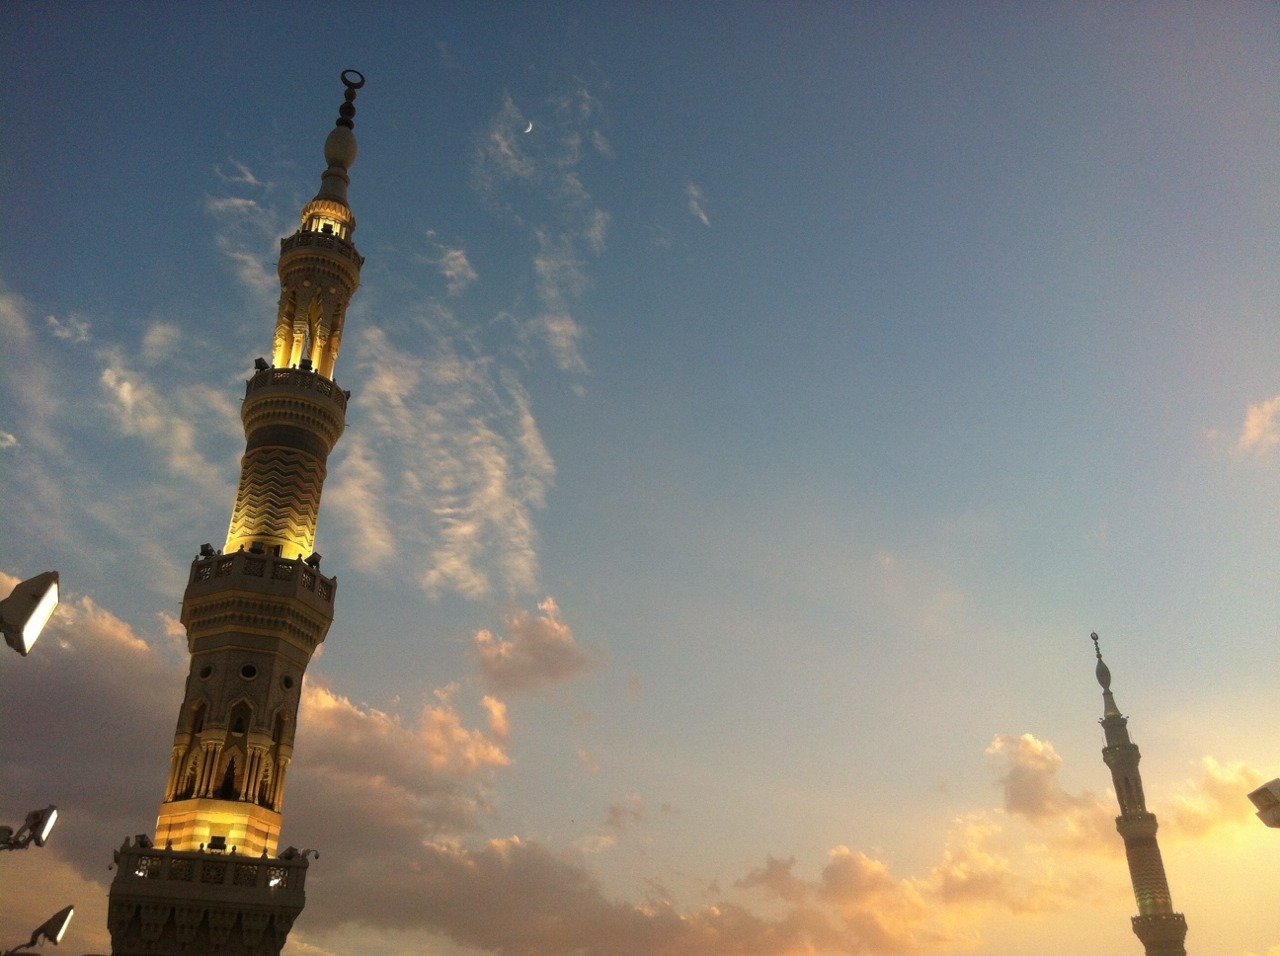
229, 700, 252, 736
218, 758, 238, 799
257, 765, 272, 807
177, 753, 199, 799
191, 700, 206, 734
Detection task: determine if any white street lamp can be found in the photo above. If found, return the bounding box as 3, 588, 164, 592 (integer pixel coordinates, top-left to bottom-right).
0, 806, 58, 851
1, 905, 74, 954
1248, 778, 1280, 828
1, 572, 60, 656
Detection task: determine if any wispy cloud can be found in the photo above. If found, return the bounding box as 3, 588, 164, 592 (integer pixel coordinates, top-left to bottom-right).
0, 288, 33, 341
313, 84, 615, 597
420, 234, 481, 297
326, 320, 555, 598
98, 346, 239, 499
527, 230, 590, 374
1, 294, 245, 579
686, 182, 711, 227
476, 92, 539, 185
441, 246, 479, 295
323, 433, 398, 566
140, 322, 183, 364
205, 196, 264, 216
215, 159, 266, 187
205, 170, 290, 305
46, 312, 92, 343
471, 85, 610, 378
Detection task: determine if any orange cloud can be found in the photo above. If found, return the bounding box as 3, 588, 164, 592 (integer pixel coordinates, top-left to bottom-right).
1164, 756, 1268, 839
301, 682, 509, 779
1239, 396, 1280, 452
985, 733, 1115, 852
736, 855, 810, 904
475, 597, 601, 694
6, 578, 1273, 956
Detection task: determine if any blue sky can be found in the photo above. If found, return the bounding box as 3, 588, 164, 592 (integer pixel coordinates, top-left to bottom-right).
3, 4, 1280, 955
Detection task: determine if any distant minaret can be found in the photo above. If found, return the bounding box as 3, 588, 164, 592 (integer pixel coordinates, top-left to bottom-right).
1091, 632, 1188, 956
107, 70, 368, 956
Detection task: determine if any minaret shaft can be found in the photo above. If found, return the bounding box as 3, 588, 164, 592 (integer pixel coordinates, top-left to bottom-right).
109, 70, 368, 956
224, 366, 349, 561
1091, 633, 1188, 956
157, 127, 364, 855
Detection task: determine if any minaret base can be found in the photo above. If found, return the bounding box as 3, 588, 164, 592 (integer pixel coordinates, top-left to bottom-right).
1132, 912, 1188, 956
108, 837, 310, 956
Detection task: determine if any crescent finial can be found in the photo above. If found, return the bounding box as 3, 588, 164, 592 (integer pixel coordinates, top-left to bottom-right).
336, 70, 364, 130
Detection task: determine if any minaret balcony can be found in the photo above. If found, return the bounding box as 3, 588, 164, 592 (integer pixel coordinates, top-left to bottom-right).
108, 835, 309, 954
1115, 809, 1160, 843
1131, 911, 1189, 951
245, 365, 348, 413
280, 229, 365, 267
241, 366, 349, 453
182, 552, 337, 654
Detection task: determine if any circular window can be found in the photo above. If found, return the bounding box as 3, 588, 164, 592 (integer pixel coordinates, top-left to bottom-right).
240, 664, 258, 680
199, 665, 213, 680
281, 675, 295, 690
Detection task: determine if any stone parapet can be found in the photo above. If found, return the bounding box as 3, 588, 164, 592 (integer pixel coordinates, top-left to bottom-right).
108, 837, 311, 956
181, 552, 336, 654
280, 229, 364, 268
243, 367, 348, 435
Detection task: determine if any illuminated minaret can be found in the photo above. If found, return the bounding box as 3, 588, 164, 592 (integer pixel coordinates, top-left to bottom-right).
1091, 632, 1188, 956
107, 70, 367, 956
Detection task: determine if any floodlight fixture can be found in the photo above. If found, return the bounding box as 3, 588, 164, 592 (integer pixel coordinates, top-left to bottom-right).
1248, 778, 1280, 828
254, 356, 271, 371
1, 571, 59, 656
1, 904, 73, 954
0, 805, 58, 850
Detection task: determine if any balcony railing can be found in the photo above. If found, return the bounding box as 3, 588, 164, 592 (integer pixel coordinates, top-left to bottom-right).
279, 230, 364, 266
112, 838, 310, 902
244, 366, 349, 413
189, 552, 335, 605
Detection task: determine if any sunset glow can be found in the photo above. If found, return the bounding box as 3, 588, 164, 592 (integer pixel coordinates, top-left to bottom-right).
3, 5, 1280, 955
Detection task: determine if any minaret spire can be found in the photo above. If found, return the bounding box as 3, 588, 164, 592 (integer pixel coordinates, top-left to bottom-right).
107, 71, 370, 956
270, 69, 365, 380
309, 69, 362, 207
1090, 632, 1189, 956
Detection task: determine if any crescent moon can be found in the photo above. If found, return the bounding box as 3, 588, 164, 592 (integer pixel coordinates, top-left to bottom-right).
524, 121, 534, 134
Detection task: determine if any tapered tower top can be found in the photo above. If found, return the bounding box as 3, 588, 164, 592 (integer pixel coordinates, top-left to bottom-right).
1092, 631, 1123, 718
300, 69, 364, 242
270, 69, 367, 378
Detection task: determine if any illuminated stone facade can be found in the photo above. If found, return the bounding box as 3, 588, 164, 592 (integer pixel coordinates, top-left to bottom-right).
1091, 633, 1188, 956
108, 70, 367, 956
